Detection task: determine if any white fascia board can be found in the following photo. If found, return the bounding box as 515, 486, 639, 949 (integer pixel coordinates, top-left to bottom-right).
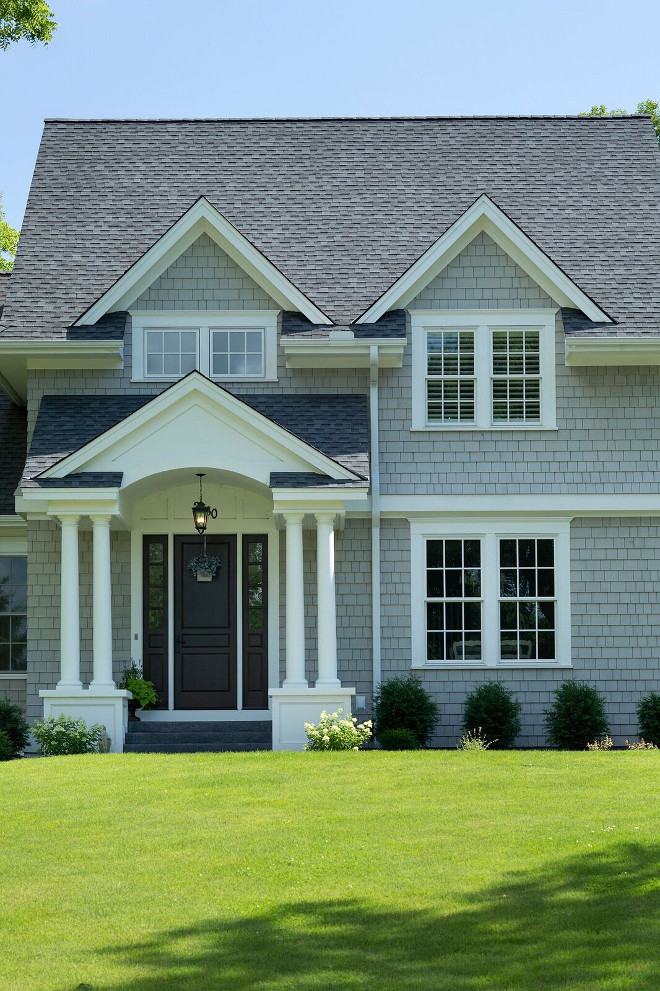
271, 487, 369, 505
356, 194, 611, 325
282, 337, 406, 369
75, 197, 331, 327
15, 490, 122, 518
37, 372, 360, 483
565, 336, 660, 366
381, 493, 660, 516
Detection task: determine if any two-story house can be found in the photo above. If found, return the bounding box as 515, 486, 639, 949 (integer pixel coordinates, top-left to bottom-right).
2, 115, 660, 751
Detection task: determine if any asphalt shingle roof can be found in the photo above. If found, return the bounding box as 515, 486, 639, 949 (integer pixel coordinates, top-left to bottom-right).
0, 391, 27, 514
0, 272, 10, 318
3, 116, 660, 339
24, 391, 369, 484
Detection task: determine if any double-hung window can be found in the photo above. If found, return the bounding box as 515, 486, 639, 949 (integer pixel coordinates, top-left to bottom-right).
0, 556, 27, 674
411, 311, 556, 430
132, 312, 278, 382
411, 519, 570, 667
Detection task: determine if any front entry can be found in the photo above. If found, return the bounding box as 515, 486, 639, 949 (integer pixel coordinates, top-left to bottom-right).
174, 535, 237, 709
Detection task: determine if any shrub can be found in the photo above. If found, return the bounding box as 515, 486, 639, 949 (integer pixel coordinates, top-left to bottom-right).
373, 674, 438, 747
0, 696, 30, 757
118, 661, 159, 710
545, 681, 609, 750
304, 709, 372, 751
0, 729, 14, 761
637, 692, 660, 747
462, 681, 521, 749
32, 714, 104, 756
458, 729, 493, 751
378, 728, 420, 750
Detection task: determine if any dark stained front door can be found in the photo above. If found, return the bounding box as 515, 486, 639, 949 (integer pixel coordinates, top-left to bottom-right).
174, 535, 237, 709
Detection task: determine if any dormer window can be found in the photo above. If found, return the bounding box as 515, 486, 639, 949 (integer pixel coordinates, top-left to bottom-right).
131, 311, 278, 382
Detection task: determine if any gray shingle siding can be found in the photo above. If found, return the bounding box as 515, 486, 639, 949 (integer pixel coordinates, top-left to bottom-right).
380, 516, 660, 747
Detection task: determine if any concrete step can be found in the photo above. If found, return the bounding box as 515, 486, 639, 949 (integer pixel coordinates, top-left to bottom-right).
125, 731, 271, 746
123, 720, 272, 753
123, 742, 271, 754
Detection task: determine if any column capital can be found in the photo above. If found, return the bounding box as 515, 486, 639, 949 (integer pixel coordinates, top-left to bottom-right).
89, 514, 113, 527
283, 511, 305, 526
314, 511, 336, 526
57, 513, 81, 527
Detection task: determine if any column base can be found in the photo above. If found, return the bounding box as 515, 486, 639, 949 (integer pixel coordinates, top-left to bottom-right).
39, 689, 132, 754
269, 686, 356, 751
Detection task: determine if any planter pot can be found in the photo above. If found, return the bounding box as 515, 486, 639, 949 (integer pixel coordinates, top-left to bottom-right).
128, 699, 141, 721
196, 570, 213, 582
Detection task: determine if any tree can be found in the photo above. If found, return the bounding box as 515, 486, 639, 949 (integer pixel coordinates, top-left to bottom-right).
0, 0, 57, 50
579, 100, 660, 144
0, 199, 19, 271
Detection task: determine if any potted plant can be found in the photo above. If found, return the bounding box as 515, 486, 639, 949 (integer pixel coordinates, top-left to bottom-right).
188, 554, 222, 582
118, 661, 159, 720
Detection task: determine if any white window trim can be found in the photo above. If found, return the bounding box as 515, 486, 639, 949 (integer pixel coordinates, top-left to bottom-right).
0, 538, 28, 680
410, 517, 571, 670
411, 310, 557, 431
131, 310, 279, 382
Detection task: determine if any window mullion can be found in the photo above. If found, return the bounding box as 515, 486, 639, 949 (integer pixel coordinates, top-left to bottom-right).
199, 326, 209, 377
475, 326, 491, 427
482, 532, 498, 665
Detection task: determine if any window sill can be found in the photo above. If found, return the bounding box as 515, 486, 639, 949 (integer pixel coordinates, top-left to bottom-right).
411, 662, 572, 670
131, 376, 279, 385
410, 424, 558, 433
0, 672, 27, 680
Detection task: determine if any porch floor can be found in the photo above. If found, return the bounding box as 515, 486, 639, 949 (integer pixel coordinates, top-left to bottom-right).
123, 720, 272, 753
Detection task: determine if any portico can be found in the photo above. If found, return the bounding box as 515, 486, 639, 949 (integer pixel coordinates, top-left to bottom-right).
17, 373, 369, 751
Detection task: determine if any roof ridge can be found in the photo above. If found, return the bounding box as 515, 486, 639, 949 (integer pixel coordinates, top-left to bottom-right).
42, 114, 654, 123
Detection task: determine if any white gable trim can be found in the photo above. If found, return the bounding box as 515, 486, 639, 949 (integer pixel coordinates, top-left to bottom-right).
356, 194, 612, 325
74, 197, 332, 327
37, 372, 361, 483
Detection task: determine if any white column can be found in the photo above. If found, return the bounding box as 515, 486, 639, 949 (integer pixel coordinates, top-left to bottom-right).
90, 515, 115, 690
315, 512, 340, 687
283, 512, 307, 687
57, 514, 82, 690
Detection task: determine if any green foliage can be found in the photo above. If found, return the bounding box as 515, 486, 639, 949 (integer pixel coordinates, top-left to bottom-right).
303, 709, 372, 751
378, 727, 420, 750
0, 728, 14, 761
579, 99, 660, 143
0, 198, 19, 271
0, 0, 57, 50
637, 691, 660, 747
373, 674, 438, 747
119, 661, 159, 710
545, 681, 609, 750
462, 681, 522, 749
32, 714, 104, 756
458, 729, 493, 751
0, 696, 30, 756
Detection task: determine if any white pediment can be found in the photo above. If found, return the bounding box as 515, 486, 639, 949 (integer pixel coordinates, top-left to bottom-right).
38, 373, 360, 487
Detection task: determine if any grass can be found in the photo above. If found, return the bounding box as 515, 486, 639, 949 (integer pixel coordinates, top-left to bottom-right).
1, 751, 659, 991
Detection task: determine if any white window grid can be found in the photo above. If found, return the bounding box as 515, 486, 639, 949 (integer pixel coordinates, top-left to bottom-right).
410, 518, 571, 668
410, 311, 556, 431
131, 312, 278, 382
498, 537, 556, 661
426, 330, 476, 424
425, 538, 482, 660
212, 329, 265, 378
491, 329, 541, 423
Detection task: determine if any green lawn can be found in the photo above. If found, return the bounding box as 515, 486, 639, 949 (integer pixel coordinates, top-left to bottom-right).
1, 752, 659, 991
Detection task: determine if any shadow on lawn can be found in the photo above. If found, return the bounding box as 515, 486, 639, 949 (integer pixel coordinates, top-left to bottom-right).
96, 842, 660, 991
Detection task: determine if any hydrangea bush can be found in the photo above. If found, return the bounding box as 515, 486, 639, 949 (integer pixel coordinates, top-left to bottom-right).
304, 709, 372, 751
32, 714, 104, 756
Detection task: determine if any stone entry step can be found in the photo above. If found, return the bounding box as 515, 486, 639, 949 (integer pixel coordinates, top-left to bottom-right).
123, 720, 272, 753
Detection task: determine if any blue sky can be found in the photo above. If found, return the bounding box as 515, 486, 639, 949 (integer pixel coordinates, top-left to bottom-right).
1, 0, 658, 230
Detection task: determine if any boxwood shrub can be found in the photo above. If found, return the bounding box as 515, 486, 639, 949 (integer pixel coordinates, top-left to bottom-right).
0, 697, 30, 758
545, 681, 609, 750
373, 674, 438, 747
462, 681, 521, 749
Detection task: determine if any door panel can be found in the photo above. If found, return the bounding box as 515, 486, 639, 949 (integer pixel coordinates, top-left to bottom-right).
174, 535, 237, 709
